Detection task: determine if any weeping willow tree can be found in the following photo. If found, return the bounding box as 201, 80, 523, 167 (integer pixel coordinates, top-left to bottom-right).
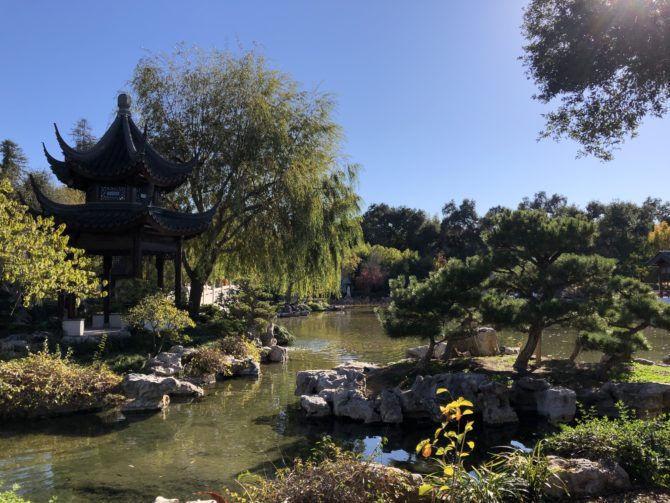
132, 46, 361, 315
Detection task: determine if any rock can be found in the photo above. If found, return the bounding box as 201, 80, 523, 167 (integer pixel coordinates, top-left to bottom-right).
379, 390, 403, 423
511, 377, 575, 424
545, 456, 631, 499
122, 394, 170, 413
147, 352, 183, 377
633, 357, 655, 365
332, 388, 380, 423
454, 327, 500, 357
183, 374, 216, 387
155, 497, 179, 503
405, 345, 432, 360
0, 335, 29, 355
229, 357, 261, 377
295, 368, 364, 396
301, 395, 331, 417
268, 345, 288, 363
399, 372, 517, 425
663, 354, 670, 365
260, 346, 272, 362
536, 386, 576, 424
577, 381, 670, 418
168, 345, 197, 358
477, 382, 519, 425
502, 346, 520, 355
121, 373, 203, 413
334, 361, 380, 372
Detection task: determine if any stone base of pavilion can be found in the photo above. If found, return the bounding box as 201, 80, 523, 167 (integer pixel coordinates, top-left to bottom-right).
62, 327, 131, 345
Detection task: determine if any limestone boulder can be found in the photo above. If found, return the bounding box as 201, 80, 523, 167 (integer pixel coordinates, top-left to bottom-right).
268, 345, 288, 363
300, 395, 331, 417
147, 351, 183, 377
545, 456, 630, 499
536, 386, 576, 424
379, 389, 403, 424
454, 327, 500, 357
477, 381, 519, 425
577, 381, 670, 418
399, 372, 517, 425
295, 368, 364, 396
511, 377, 575, 424
332, 388, 380, 423
229, 357, 261, 377
122, 374, 203, 413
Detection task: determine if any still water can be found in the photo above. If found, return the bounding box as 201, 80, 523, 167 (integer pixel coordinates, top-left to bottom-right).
1, 308, 669, 502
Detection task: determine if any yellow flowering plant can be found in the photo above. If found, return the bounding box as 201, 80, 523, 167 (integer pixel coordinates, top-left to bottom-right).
416, 388, 476, 498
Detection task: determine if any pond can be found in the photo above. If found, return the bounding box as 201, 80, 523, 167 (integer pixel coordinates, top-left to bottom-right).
1, 308, 669, 502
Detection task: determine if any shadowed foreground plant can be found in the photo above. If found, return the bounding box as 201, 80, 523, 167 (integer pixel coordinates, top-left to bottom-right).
417, 389, 557, 502
0, 341, 121, 419
221, 437, 416, 503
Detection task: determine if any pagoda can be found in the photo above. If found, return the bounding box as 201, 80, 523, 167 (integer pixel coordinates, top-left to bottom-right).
33, 93, 215, 324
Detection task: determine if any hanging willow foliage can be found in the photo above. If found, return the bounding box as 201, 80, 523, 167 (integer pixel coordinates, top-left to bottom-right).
132, 46, 361, 315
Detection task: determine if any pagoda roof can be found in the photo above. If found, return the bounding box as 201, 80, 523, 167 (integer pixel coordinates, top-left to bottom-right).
31, 176, 215, 238
647, 251, 670, 266
43, 94, 196, 191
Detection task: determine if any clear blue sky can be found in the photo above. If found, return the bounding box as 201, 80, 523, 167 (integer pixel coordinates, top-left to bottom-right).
1, 1, 668, 217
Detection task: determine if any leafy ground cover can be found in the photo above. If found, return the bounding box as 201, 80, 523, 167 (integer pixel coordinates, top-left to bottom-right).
0, 344, 122, 419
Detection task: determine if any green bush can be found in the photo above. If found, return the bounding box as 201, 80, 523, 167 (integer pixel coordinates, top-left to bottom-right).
183, 346, 232, 377
0, 344, 122, 419
544, 410, 670, 486
273, 325, 296, 346
218, 336, 260, 362
224, 437, 416, 503
106, 354, 146, 374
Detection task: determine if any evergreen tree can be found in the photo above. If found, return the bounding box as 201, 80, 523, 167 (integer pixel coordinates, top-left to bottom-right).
483, 209, 616, 371
0, 139, 27, 188
378, 256, 490, 368
70, 118, 97, 150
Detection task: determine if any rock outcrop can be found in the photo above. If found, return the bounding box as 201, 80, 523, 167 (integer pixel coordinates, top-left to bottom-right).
399, 372, 518, 424
268, 345, 288, 363
297, 367, 517, 425
121, 373, 204, 413
405, 328, 500, 359
545, 456, 631, 499
577, 381, 670, 418
511, 377, 576, 424
300, 395, 331, 417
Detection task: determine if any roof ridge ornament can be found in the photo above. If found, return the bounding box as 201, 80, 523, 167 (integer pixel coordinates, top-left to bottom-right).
117, 93, 131, 115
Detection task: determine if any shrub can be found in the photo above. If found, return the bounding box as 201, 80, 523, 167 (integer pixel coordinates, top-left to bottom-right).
273, 325, 296, 346
106, 354, 146, 374
183, 346, 232, 377
126, 293, 195, 354
224, 437, 416, 503
218, 336, 260, 362
0, 343, 122, 419
544, 410, 670, 487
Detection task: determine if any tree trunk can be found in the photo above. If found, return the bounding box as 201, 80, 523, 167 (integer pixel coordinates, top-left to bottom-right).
514, 324, 543, 372
417, 336, 436, 370
284, 282, 294, 307
441, 337, 456, 361
568, 340, 582, 362
188, 277, 205, 318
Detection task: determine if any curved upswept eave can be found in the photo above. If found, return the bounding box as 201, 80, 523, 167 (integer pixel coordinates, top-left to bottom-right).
53, 115, 122, 163
127, 120, 197, 188
42, 143, 73, 186
29, 175, 148, 232
146, 204, 217, 238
